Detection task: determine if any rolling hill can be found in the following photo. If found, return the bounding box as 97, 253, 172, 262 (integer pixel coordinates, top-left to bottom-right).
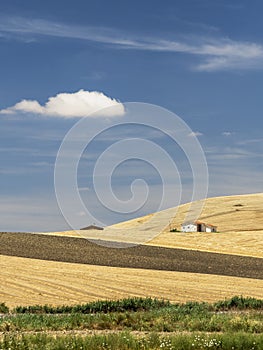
45, 193, 263, 257
0, 193, 262, 307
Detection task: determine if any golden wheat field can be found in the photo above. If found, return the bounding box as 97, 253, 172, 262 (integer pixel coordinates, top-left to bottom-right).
1, 254, 262, 308
149, 193, 263, 257
1, 193, 262, 307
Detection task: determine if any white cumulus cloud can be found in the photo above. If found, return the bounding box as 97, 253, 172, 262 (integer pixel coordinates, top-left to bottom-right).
0, 89, 125, 118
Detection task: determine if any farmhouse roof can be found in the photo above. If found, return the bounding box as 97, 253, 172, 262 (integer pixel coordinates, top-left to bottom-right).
182, 220, 204, 225
80, 225, 104, 230
205, 223, 217, 228
182, 220, 217, 228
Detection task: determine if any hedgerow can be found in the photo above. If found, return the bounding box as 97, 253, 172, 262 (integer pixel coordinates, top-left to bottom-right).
14, 297, 170, 314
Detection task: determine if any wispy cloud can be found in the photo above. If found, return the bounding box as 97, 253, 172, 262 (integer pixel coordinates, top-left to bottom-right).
208, 167, 263, 197
206, 146, 263, 160
222, 131, 234, 137
0, 89, 125, 118
0, 194, 67, 231
237, 138, 263, 145
0, 16, 263, 71
188, 131, 203, 137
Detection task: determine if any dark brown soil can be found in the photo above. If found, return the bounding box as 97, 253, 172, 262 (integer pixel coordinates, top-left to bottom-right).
0, 232, 262, 279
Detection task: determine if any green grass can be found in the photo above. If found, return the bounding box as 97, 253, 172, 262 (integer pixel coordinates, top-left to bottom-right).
0, 297, 262, 349
0, 297, 262, 333
0, 332, 262, 350
2, 308, 262, 333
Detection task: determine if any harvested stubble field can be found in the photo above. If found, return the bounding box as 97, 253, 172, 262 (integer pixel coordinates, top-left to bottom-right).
44, 193, 263, 257
0, 230, 263, 307
0, 232, 262, 279
0, 193, 262, 307
149, 193, 263, 257
1, 254, 263, 308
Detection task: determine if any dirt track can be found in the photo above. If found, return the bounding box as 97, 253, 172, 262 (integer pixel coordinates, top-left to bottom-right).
0, 232, 262, 279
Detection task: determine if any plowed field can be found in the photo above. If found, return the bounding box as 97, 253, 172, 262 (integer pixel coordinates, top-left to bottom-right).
0, 232, 262, 279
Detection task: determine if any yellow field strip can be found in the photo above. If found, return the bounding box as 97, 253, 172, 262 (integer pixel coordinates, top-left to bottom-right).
1, 255, 262, 308
149, 230, 263, 258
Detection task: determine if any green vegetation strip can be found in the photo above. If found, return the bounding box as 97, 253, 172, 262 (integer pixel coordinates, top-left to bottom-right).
14, 297, 170, 314
0, 297, 262, 335
0, 332, 263, 349
1, 296, 262, 315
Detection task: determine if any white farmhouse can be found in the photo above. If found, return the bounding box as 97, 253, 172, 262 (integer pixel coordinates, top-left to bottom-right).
181, 221, 217, 233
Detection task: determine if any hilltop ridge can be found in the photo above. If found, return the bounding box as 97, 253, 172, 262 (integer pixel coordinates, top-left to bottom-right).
41, 193, 263, 257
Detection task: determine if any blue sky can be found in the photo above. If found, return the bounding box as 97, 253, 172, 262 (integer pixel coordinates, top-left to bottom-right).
0, 0, 262, 231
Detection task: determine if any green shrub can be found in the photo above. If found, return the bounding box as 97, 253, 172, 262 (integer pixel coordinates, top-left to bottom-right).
170, 227, 180, 232
14, 297, 170, 314
214, 296, 263, 311
0, 302, 9, 313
